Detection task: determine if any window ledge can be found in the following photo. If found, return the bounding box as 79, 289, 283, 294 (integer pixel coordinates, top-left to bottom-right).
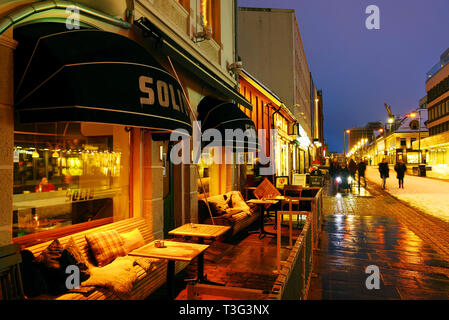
13, 217, 113, 248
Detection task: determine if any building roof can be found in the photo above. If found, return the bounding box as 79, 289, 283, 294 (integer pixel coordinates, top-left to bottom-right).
393, 109, 428, 133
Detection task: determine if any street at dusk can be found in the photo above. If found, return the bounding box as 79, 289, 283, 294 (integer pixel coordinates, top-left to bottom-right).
2, 0, 449, 312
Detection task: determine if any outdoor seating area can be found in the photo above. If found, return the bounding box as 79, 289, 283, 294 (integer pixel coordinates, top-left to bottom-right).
1, 179, 323, 301
19, 218, 189, 300
173, 183, 324, 300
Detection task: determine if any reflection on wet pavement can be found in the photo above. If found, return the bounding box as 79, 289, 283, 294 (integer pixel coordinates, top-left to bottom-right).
309, 214, 449, 299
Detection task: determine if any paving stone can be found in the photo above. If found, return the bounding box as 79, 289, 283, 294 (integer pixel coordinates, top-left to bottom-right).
309, 182, 449, 300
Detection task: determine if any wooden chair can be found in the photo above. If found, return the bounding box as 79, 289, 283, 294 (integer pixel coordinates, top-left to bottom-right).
276, 194, 310, 273
0, 244, 25, 300
282, 185, 308, 228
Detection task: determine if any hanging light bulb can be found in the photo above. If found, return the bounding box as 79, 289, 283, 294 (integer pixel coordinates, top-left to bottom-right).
32, 149, 40, 158
52, 150, 60, 158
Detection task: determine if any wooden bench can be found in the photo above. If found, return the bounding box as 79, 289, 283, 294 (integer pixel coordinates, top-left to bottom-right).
24, 217, 188, 300
198, 192, 260, 238
0, 244, 25, 300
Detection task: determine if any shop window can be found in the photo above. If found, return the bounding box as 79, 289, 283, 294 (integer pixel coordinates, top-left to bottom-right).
200, 0, 221, 44
400, 138, 407, 147
13, 122, 130, 239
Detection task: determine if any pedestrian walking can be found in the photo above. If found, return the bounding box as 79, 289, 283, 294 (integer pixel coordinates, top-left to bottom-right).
394, 159, 407, 189
357, 158, 367, 189
348, 158, 357, 183
339, 162, 351, 192
378, 158, 389, 190
329, 157, 340, 194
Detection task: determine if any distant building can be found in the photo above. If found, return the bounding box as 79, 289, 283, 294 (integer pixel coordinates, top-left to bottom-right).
347, 122, 383, 152
237, 7, 317, 169
413, 48, 449, 178
369, 110, 429, 165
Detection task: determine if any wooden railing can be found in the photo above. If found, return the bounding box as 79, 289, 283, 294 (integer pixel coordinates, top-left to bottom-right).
185, 187, 324, 300
270, 187, 323, 300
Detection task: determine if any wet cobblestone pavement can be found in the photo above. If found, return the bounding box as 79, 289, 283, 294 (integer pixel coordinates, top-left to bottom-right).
309, 183, 449, 300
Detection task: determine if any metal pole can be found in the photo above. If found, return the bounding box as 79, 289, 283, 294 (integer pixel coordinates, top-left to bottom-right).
343, 131, 346, 156
418, 110, 422, 164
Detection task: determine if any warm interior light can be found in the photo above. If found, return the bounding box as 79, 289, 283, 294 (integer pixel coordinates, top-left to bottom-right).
201, 0, 208, 26
52, 150, 60, 158
32, 150, 39, 158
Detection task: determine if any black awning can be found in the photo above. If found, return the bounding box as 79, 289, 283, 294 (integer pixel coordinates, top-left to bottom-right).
14, 29, 192, 137
197, 96, 258, 151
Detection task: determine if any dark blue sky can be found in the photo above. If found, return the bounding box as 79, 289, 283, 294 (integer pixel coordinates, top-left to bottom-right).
238, 0, 449, 152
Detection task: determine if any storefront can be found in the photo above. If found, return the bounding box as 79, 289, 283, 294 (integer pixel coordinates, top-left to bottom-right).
414, 130, 449, 179
197, 96, 258, 196
273, 111, 295, 178
7, 23, 192, 244
0, 1, 252, 246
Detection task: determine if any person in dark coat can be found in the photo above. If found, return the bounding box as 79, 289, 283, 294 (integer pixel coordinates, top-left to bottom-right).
394, 159, 407, 188
357, 158, 367, 189
348, 159, 357, 182
378, 158, 389, 190
329, 157, 340, 194
329, 157, 340, 180
339, 163, 351, 191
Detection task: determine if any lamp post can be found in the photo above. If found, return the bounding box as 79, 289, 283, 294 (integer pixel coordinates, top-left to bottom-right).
344, 129, 350, 157
406, 110, 423, 164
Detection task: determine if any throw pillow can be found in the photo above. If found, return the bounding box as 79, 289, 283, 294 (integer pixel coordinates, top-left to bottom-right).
81, 256, 138, 298
119, 228, 146, 253
20, 250, 48, 298
209, 201, 229, 216
36, 239, 64, 270
35, 239, 68, 295
60, 237, 90, 282
230, 192, 251, 211
225, 208, 243, 215
85, 230, 127, 267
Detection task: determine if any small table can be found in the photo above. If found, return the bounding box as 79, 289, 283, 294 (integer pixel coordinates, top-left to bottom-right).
246, 199, 279, 239
128, 240, 209, 299
169, 223, 230, 284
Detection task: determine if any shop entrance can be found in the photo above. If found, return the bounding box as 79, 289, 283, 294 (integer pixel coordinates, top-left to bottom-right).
163, 142, 185, 237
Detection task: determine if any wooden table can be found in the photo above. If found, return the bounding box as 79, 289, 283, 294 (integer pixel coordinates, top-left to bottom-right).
128, 240, 209, 299
246, 199, 279, 239
169, 224, 230, 284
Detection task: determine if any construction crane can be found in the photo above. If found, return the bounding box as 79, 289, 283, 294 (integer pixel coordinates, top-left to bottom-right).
384, 103, 395, 123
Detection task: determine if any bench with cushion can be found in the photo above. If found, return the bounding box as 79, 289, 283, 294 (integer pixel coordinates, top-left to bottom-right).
22, 217, 188, 300
198, 191, 259, 237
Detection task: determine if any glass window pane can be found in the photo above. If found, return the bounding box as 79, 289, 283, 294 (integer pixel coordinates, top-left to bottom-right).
13, 122, 130, 238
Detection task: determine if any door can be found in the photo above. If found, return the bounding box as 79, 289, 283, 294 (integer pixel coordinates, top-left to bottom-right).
163, 143, 174, 238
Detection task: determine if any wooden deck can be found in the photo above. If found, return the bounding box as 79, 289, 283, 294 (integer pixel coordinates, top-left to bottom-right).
156, 215, 306, 300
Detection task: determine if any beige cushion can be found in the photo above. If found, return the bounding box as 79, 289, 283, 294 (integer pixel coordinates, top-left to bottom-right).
207, 195, 231, 216
226, 208, 243, 215
120, 228, 146, 253
227, 191, 250, 211
81, 256, 137, 297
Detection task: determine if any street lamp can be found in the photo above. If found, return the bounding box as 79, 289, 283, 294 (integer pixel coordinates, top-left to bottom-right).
406, 110, 423, 164
344, 129, 350, 156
